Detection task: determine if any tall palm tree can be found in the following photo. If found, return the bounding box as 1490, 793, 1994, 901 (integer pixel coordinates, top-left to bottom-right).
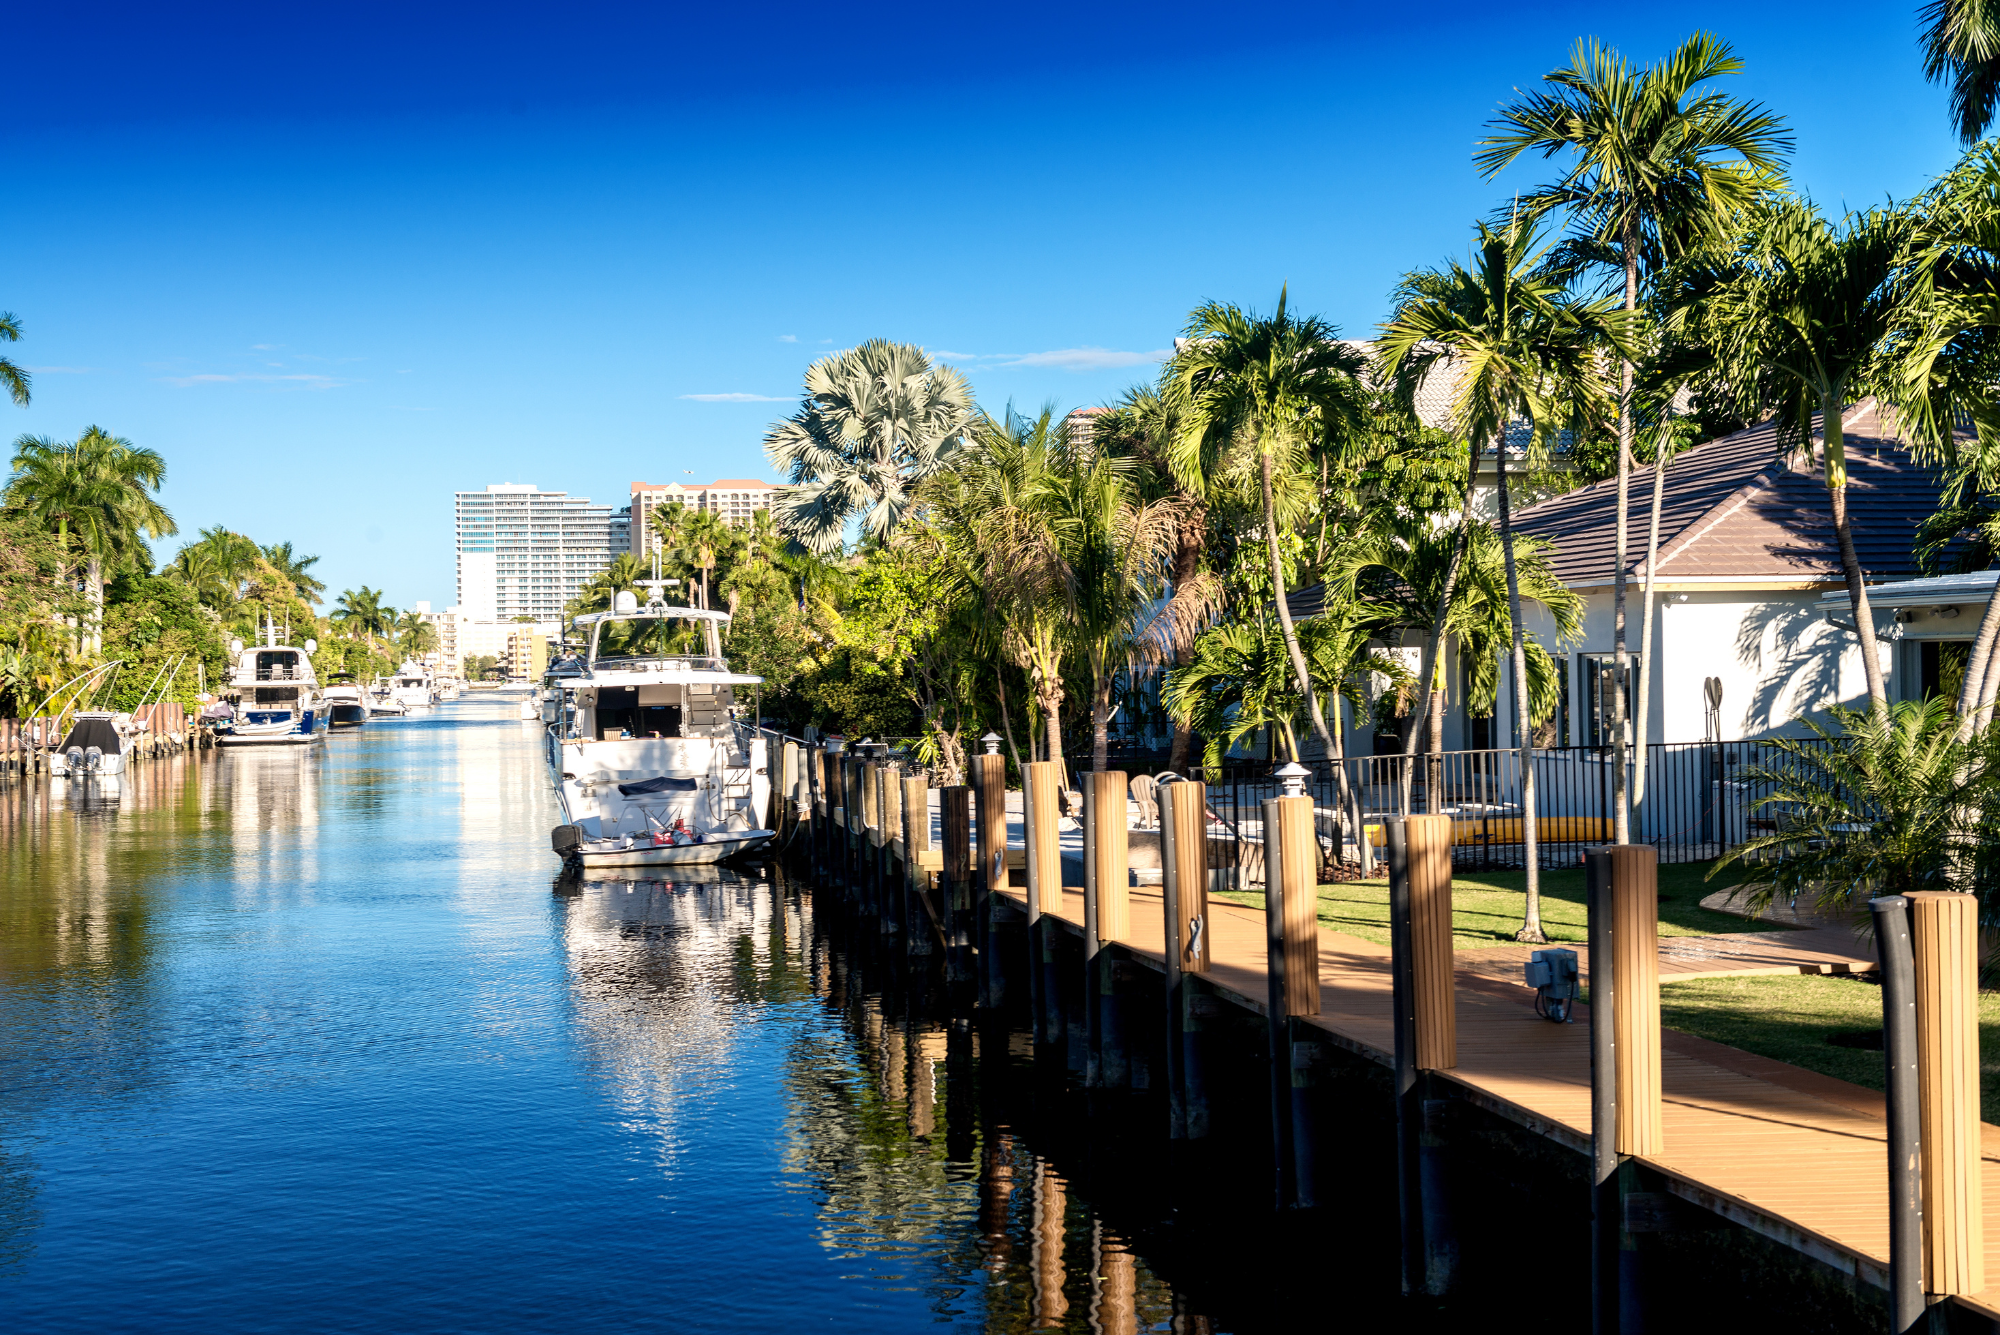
1378, 218, 1618, 940
1479, 32, 1791, 836
167, 527, 261, 610
6, 427, 176, 654
1167, 290, 1369, 767
396, 611, 437, 658
764, 339, 974, 555
1668, 198, 1924, 715
262, 542, 325, 605
676, 509, 741, 611
0, 312, 29, 407
1924, 0, 2000, 145
332, 586, 394, 652
568, 553, 648, 618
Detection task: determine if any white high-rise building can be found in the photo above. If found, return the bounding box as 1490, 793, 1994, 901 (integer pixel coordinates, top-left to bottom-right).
454, 484, 631, 623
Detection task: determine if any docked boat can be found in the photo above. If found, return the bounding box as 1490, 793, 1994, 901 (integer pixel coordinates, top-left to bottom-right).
368, 677, 409, 716
214, 627, 329, 747
323, 672, 372, 727
386, 661, 438, 708
49, 712, 128, 776
544, 584, 773, 868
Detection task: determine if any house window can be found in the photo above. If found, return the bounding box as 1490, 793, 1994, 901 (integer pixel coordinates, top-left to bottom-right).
1580, 653, 1639, 749
1531, 656, 1570, 749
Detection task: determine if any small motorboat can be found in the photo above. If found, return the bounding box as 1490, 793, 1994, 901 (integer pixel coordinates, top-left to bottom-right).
49, 711, 128, 776
323, 672, 372, 727
369, 678, 409, 717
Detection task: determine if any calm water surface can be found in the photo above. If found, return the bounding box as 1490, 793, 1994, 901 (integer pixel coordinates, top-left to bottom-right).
0, 700, 1203, 1332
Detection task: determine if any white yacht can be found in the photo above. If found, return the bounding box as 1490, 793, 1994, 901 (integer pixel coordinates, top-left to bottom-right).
386, 661, 437, 709
368, 681, 409, 717
214, 626, 328, 747
323, 672, 372, 727
545, 584, 773, 868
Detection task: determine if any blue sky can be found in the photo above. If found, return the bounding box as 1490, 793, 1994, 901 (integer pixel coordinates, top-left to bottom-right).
1, 2, 1972, 612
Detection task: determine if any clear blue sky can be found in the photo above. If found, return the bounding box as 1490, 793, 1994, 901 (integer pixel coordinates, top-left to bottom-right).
1, 1, 1970, 612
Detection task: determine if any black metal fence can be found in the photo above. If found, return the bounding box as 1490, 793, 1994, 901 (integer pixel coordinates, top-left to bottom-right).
1194, 739, 1818, 880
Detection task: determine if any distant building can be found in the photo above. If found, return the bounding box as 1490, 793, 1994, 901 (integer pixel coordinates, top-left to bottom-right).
454, 484, 630, 623
629, 479, 775, 558
504, 628, 549, 682
1064, 406, 1111, 448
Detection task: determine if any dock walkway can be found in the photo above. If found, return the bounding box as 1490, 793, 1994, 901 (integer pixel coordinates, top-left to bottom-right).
994, 880, 2000, 1320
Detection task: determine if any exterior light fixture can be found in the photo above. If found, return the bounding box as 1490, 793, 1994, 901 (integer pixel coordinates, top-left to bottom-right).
1274, 760, 1311, 799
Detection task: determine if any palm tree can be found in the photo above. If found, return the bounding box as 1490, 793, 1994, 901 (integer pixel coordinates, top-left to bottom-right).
262, 542, 325, 605
1668, 198, 1923, 715
1479, 32, 1791, 835
396, 610, 437, 657
167, 527, 261, 610
764, 339, 974, 555
568, 553, 647, 618
6, 427, 177, 654
1167, 290, 1369, 768
1378, 218, 1617, 940
332, 586, 394, 652
676, 509, 741, 611
0, 312, 29, 407
1924, 0, 2000, 145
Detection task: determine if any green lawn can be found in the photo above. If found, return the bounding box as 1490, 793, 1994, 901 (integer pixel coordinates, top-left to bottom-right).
1214, 857, 1764, 949
1656, 973, 2000, 1124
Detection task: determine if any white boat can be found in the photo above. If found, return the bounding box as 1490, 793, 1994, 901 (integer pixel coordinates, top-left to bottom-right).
49, 711, 129, 776
368, 681, 409, 717
214, 625, 329, 747
323, 672, 372, 727
437, 679, 462, 701
386, 661, 437, 708
544, 584, 773, 868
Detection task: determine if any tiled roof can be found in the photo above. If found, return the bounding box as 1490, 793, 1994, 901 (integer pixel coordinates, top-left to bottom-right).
1509, 399, 1948, 586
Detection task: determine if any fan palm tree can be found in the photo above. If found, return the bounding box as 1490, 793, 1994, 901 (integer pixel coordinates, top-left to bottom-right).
1924, 0, 2000, 145
1167, 290, 1369, 767
1479, 32, 1790, 827
1667, 198, 1924, 716
262, 542, 325, 605
764, 339, 974, 555
0, 312, 29, 407
6, 427, 177, 654
1378, 217, 1616, 939
332, 586, 394, 651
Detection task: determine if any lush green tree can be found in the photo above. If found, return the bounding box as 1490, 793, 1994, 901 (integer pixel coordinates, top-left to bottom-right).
261, 541, 325, 605
332, 585, 395, 651
1167, 291, 1370, 773
1923, 0, 2000, 145
1480, 32, 1790, 811
395, 610, 437, 657
1379, 217, 1617, 939
1664, 197, 1924, 715
166, 526, 260, 609
567, 553, 648, 619
764, 339, 975, 555
676, 509, 742, 611
0, 312, 28, 408
99, 572, 228, 710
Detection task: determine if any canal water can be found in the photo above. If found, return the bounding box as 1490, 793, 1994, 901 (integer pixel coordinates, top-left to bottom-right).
2, 697, 1314, 1333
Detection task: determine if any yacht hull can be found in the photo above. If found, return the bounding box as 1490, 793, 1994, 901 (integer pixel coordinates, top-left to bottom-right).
563, 829, 776, 867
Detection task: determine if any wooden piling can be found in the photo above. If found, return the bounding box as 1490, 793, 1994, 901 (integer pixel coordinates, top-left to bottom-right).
1086, 771, 1129, 1091
1263, 793, 1321, 1209
878, 763, 902, 935
901, 773, 930, 955
942, 786, 974, 983
1608, 845, 1661, 1157
1388, 814, 1457, 1296
1031, 1159, 1069, 1327
1162, 780, 1213, 1138
1405, 813, 1455, 1071
1022, 760, 1062, 1048
1909, 890, 1986, 1298
973, 752, 1008, 1009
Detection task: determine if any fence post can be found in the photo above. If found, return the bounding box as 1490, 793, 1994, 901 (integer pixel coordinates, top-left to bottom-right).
1908, 890, 1986, 1300
943, 786, 974, 985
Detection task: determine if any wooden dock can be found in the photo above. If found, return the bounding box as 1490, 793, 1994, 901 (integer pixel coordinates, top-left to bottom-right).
995, 879, 2000, 1321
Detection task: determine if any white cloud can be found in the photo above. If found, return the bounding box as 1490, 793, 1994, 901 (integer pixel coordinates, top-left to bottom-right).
777, 334, 798, 343
679, 391, 786, 402
932, 349, 978, 361
160, 372, 349, 389
251, 343, 281, 351
1000, 347, 1171, 371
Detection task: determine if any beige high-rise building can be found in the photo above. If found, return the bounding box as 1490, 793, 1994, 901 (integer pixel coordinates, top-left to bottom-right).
630, 478, 775, 558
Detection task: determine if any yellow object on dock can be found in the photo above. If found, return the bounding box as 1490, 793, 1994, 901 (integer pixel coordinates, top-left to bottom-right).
1364, 815, 1614, 849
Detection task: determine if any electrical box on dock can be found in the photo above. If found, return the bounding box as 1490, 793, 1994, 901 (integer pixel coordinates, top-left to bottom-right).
1526, 947, 1579, 1023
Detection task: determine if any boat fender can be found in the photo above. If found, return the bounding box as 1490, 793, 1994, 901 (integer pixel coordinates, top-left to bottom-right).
551, 824, 583, 854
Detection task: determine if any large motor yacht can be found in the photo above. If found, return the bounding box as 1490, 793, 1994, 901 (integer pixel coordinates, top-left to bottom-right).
386, 661, 437, 709
214, 624, 329, 747
544, 583, 773, 867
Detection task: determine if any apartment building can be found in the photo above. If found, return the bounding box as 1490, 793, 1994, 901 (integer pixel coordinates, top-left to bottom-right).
629, 478, 775, 558
454, 484, 630, 623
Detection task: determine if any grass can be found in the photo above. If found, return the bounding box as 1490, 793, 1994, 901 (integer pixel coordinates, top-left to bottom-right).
1656, 973, 2000, 1124
1213, 857, 1766, 950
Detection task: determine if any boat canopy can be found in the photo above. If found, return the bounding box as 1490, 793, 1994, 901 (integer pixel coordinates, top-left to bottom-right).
57, 715, 122, 756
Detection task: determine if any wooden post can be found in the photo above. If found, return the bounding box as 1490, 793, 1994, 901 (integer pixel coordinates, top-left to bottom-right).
1586, 847, 1618, 1335
1608, 846, 1661, 1155
1872, 894, 1924, 1335
1388, 814, 1457, 1297
1908, 890, 1986, 1299
1163, 780, 1212, 1138
878, 763, 902, 935
1263, 793, 1321, 1210
1023, 760, 1062, 1049
861, 759, 883, 914
1031, 1159, 1069, 1328
942, 786, 974, 985
902, 774, 930, 955
973, 752, 1008, 1008
1087, 771, 1129, 1090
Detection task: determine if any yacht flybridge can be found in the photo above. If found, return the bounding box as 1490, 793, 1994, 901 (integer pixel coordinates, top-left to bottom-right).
545, 583, 773, 867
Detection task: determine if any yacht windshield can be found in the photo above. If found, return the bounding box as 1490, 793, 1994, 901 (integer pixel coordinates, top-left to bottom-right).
591, 615, 722, 666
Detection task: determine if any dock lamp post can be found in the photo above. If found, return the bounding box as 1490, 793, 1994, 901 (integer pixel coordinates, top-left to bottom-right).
982, 732, 1001, 755
1273, 760, 1310, 800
